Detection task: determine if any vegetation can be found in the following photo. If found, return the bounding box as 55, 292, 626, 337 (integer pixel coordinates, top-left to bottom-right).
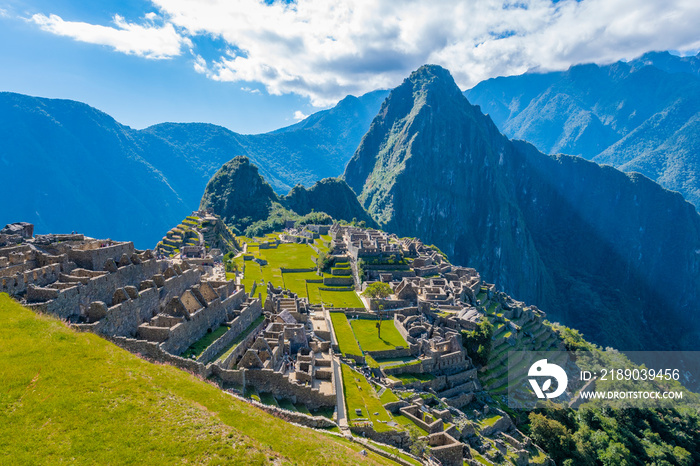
341, 364, 394, 432
316, 250, 333, 273
0, 293, 392, 465
461, 319, 494, 366
361, 282, 393, 299
180, 325, 229, 359
329, 313, 362, 357
350, 318, 407, 352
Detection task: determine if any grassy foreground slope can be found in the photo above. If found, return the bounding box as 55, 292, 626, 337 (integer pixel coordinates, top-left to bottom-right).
0, 293, 391, 465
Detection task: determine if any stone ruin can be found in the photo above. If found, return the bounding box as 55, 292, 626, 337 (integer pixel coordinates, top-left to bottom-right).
220, 283, 336, 408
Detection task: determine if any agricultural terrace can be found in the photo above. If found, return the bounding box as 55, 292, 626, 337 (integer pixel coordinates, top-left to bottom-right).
349, 317, 408, 352
233, 235, 362, 307
341, 364, 428, 436
329, 312, 362, 357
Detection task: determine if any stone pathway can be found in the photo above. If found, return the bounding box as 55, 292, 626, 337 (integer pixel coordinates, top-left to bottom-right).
332, 356, 350, 435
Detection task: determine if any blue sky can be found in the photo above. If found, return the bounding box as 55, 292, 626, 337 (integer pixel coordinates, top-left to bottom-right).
1, 0, 699, 134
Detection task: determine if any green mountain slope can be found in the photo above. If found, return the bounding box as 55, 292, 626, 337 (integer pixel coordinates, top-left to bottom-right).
199, 156, 375, 235
0, 293, 389, 465
466, 52, 700, 207
344, 64, 700, 351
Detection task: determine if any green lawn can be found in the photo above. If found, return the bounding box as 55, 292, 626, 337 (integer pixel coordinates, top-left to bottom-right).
234, 238, 363, 310
329, 312, 362, 357
341, 364, 394, 432
379, 387, 399, 404
258, 243, 316, 269
319, 288, 364, 308
0, 293, 392, 466
349, 318, 408, 352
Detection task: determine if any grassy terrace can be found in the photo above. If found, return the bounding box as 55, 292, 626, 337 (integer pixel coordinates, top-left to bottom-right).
180, 325, 229, 359
0, 293, 392, 465
388, 373, 434, 384
330, 312, 362, 357
349, 318, 408, 352
234, 237, 362, 307
341, 364, 395, 432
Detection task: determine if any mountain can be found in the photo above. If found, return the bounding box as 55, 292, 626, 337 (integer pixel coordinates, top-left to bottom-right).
200, 156, 374, 235
465, 52, 700, 207
144, 89, 389, 196
284, 178, 377, 228
0, 90, 386, 248
0, 92, 189, 248
344, 64, 700, 351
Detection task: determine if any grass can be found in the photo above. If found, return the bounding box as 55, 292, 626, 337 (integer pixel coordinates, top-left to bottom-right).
180, 325, 229, 359
379, 388, 399, 404
277, 398, 297, 412
377, 357, 418, 366
349, 319, 408, 352
479, 414, 502, 427
341, 364, 394, 432
259, 392, 279, 407
319, 288, 364, 308
329, 312, 363, 357
213, 315, 265, 363
391, 414, 428, 436
370, 442, 422, 466
234, 236, 363, 309
0, 293, 393, 465
294, 403, 312, 415
387, 373, 435, 384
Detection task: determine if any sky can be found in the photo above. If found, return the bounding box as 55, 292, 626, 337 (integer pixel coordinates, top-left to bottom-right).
1, 0, 699, 134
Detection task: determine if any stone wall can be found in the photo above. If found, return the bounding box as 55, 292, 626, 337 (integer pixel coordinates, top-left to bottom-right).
368, 298, 412, 310
227, 392, 337, 429
105, 335, 209, 377
197, 299, 263, 364
245, 368, 336, 409
219, 318, 267, 369
94, 286, 161, 337
30, 259, 166, 319
67, 241, 135, 270
1, 263, 63, 296
161, 297, 230, 355
399, 405, 444, 434
365, 346, 415, 360
323, 276, 354, 286
349, 425, 411, 449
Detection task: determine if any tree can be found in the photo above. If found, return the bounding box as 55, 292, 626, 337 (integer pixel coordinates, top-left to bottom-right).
529, 413, 576, 464
461, 319, 493, 366
407, 426, 430, 458
316, 251, 332, 273
362, 282, 392, 299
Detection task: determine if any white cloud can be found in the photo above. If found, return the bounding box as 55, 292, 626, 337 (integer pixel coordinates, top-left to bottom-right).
30, 13, 189, 59
241, 86, 261, 94
293, 110, 308, 120
0, 8, 8, 18
193, 54, 209, 74
29, 0, 700, 104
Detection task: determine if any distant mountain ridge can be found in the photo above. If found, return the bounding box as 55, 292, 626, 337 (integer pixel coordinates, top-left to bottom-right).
466, 51, 700, 207
0, 90, 386, 247
344, 64, 700, 351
